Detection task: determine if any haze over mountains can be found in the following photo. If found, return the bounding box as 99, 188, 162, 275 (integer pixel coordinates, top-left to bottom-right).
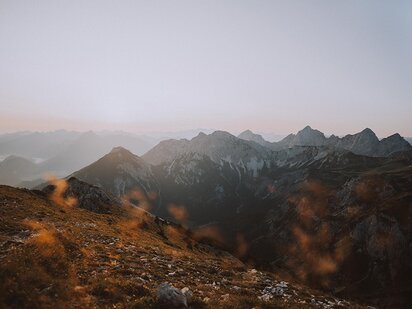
0, 126, 409, 188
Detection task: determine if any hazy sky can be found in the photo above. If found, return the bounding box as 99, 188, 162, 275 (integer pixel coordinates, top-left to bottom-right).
0, 0, 411, 137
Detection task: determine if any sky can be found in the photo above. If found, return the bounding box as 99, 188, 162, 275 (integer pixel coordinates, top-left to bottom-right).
0, 0, 411, 137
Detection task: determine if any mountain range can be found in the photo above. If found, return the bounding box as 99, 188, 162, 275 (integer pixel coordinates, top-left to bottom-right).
0, 127, 409, 186
1, 126, 412, 307
238, 126, 411, 157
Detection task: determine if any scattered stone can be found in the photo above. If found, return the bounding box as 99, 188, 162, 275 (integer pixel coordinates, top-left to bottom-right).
181, 287, 193, 303
258, 293, 272, 302
271, 287, 284, 296
156, 282, 187, 309
221, 293, 230, 301
276, 281, 288, 288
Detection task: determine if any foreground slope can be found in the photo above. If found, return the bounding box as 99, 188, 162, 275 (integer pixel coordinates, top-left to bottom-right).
0, 182, 365, 308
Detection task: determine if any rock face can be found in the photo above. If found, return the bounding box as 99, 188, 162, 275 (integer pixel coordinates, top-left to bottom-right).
156, 283, 187, 308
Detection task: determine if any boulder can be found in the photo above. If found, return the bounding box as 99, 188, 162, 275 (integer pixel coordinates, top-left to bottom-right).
156, 282, 187, 308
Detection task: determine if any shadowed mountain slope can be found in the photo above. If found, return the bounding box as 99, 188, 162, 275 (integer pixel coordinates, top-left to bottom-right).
0, 182, 367, 308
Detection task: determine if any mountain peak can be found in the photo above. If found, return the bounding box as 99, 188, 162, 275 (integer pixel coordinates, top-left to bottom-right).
386, 133, 402, 139
196, 132, 207, 138
210, 130, 235, 139
289, 126, 326, 146
239, 129, 254, 135
360, 128, 376, 136
110, 146, 131, 154
238, 130, 268, 146
302, 125, 313, 131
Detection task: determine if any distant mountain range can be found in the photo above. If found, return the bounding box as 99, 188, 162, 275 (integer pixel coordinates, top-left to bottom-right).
238, 126, 411, 157
0, 130, 156, 184
0, 127, 410, 188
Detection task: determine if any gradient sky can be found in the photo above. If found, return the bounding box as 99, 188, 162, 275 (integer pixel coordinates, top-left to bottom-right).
0, 0, 411, 137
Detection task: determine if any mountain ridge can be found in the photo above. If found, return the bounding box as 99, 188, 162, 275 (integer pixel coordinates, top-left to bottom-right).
237, 126, 411, 157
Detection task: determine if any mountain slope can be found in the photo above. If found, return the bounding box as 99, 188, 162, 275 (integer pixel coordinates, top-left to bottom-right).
71, 147, 159, 201
378, 133, 412, 156
0, 183, 365, 308
0, 156, 40, 186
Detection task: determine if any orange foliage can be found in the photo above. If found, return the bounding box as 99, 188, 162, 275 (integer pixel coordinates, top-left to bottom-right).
288, 180, 350, 286
46, 175, 77, 207
167, 204, 189, 223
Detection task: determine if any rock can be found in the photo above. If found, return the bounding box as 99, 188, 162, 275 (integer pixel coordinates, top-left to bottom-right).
276, 281, 288, 288
181, 287, 193, 303
156, 283, 187, 309
271, 287, 284, 296
258, 293, 272, 301
221, 293, 230, 301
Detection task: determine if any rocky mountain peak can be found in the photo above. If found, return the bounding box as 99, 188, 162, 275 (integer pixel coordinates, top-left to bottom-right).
210, 130, 236, 140
72, 147, 156, 197
238, 130, 268, 146
292, 126, 327, 146
378, 133, 412, 156
195, 132, 207, 138
385, 133, 403, 141
359, 128, 378, 140
110, 146, 134, 156
301, 125, 313, 131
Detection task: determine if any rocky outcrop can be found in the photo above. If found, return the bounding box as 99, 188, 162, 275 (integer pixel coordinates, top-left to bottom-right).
42, 177, 122, 214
